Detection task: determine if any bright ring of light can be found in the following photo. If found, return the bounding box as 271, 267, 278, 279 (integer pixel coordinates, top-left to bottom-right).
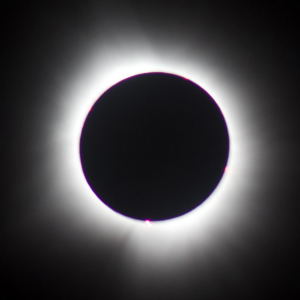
48, 43, 260, 270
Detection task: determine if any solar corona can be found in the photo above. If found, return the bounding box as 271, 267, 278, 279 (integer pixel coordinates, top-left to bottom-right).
49, 45, 261, 268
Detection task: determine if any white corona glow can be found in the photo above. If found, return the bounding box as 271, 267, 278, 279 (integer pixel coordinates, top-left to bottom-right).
48, 41, 262, 269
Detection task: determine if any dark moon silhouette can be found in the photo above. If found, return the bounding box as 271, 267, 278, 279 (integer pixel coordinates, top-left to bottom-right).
80, 72, 229, 220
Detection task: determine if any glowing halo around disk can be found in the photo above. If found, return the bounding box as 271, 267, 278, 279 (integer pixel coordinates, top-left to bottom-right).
47, 43, 262, 269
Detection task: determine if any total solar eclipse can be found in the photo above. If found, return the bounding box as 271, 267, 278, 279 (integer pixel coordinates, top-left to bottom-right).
80, 72, 229, 221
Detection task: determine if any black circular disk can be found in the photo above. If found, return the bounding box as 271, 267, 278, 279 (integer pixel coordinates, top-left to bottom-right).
80, 72, 229, 221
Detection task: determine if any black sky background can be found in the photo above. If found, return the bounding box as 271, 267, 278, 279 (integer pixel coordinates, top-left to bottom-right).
2, 1, 300, 299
